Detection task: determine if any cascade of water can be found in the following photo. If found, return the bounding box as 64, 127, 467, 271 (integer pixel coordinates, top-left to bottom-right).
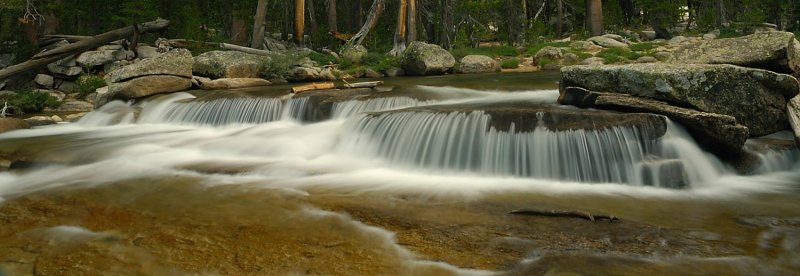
76, 101, 138, 127
331, 97, 435, 119
131, 94, 311, 126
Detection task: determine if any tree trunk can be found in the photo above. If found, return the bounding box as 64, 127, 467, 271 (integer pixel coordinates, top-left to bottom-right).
327, 0, 337, 33
1, 19, 169, 82
295, 0, 305, 47
344, 0, 385, 48
714, 0, 725, 28
389, 0, 408, 56
556, 0, 563, 38
306, 0, 318, 36
406, 0, 417, 43
251, 0, 268, 49
587, 0, 603, 36
440, 0, 454, 49
232, 16, 248, 46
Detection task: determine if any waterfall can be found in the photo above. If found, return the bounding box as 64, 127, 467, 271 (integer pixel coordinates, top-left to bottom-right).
337, 110, 726, 188
331, 97, 435, 119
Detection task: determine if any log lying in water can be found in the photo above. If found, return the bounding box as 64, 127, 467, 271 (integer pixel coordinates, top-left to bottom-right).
343, 80, 383, 89
509, 209, 620, 222
292, 82, 335, 93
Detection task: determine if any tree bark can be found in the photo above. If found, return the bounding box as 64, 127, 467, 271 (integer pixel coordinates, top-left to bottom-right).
306, 0, 318, 36
389, 0, 408, 56
587, 0, 603, 36
440, 0, 454, 49
251, 0, 268, 49
344, 0, 385, 48
406, 0, 417, 43
295, 0, 305, 47
0, 19, 169, 82
556, 0, 563, 38
327, 0, 337, 33
714, 0, 725, 28
232, 16, 248, 46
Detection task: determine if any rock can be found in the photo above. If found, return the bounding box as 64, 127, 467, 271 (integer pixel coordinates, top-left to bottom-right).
636, 56, 658, 63
559, 86, 749, 156
57, 80, 76, 92
384, 67, 405, 77
106, 48, 193, 83
702, 33, 717, 41
670, 31, 800, 74
401, 41, 456, 76
193, 76, 271, 90
458, 55, 501, 74
0, 118, 29, 134
669, 36, 688, 45
534, 46, 564, 62
44, 100, 93, 113
318, 68, 337, 81
288, 67, 336, 82
35, 74, 54, 88
542, 64, 563, 71
639, 159, 688, 189
47, 55, 82, 76
97, 44, 123, 51
789, 95, 800, 146
560, 64, 799, 136
587, 36, 629, 49
0, 53, 15, 69
563, 53, 581, 64
136, 45, 159, 59
105, 75, 191, 103
363, 68, 382, 78
321, 48, 340, 61
340, 45, 368, 63
580, 57, 604, 65
653, 52, 671, 61
602, 34, 627, 43
25, 115, 62, 127
193, 51, 268, 79
76, 50, 126, 67
641, 30, 657, 41
570, 41, 600, 51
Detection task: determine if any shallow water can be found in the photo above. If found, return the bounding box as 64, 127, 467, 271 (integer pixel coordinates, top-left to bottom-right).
1, 72, 799, 275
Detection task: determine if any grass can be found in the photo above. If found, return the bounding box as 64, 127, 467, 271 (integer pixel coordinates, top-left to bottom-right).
501, 59, 520, 69
536, 58, 556, 67
629, 42, 666, 52
717, 28, 747, 39
0, 90, 61, 114
596, 48, 643, 64
563, 49, 593, 59
450, 46, 519, 60
260, 53, 300, 81
74, 74, 106, 97
524, 42, 570, 56
308, 51, 338, 66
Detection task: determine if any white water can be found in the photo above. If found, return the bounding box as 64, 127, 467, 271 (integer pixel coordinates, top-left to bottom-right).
1, 87, 799, 201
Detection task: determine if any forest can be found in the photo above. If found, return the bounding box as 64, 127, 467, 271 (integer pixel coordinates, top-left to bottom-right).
1, 0, 799, 59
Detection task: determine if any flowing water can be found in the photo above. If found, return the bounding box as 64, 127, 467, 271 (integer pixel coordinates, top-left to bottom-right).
0, 72, 799, 275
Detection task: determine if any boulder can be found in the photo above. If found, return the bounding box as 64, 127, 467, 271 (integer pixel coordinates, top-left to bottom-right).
587, 36, 629, 49
76, 50, 126, 67
669, 36, 688, 45
340, 45, 368, 63
458, 55, 501, 74
25, 115, 62, 127
47, 55, 82, 76
0, 53, 15, 69
636, 56, 658, 63
559, 86, 749, 156
641, 30, 657, 41
560, 64, 799, 136
401, 41, 456, 76
570, 41, 601, 51
136, 45, 160, 59
106, 48, 193, 83
670, 31, 800, 74
193, 51, 269, 79
97, 44, 123, 51
639, 159, 688, 189
0, 118, 29, 134
288, 67, 337, 82
563, 53, 581, 64
789, 95, 800, 146
35, 74, 54, 88
653, 52, 671, 61
580, 57, 604, 65
534, 46, 563, 61
363, 68, 382, 78
702, 33, 717, 41
44, 100, 94, 113
193, 76, 271, 90
106, 75, 191, 102
542, 64, 563, 71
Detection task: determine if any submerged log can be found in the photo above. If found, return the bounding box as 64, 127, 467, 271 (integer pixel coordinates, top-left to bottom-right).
509, 209, 620, 222
292, 82, 335, 93
0, 19, 169, 82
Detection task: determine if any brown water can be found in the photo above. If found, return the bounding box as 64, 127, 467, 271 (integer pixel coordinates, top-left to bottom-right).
1, 72, 799, 275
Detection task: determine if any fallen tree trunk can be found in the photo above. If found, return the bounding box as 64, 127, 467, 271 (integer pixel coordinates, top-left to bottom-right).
38, 35, 92, 47
165, 39, 272, 56
0, 19, 169, 82
343, 80, 383, 89
292, 82, 335, 93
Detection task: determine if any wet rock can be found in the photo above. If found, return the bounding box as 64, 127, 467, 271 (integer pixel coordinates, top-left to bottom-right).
292, 88, 378, 121
25, 115, 62, 127
670, 31, 800, 74
35, 74, 54, 88
458, 55, 500, 74
639, 159, 688, 189
401, 41, 456, 76
103, 75, 191, 106
340, 45, 368, 63
534, 46, 564, 61
384, 67, 405, 77
193, 51, 269, 79
560, 63, 799, 137
0, 118, 29, 134
193, 76, 271, 90
789, 95, 800, 146
588, 36, 628, 49
76, 50, 126, 67
106, 48, 193, 83
559, 86, 749, 156
364, 68, 382, 78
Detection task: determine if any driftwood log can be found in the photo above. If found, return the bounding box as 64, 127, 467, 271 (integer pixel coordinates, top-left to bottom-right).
509, 209, 620, 222
292, 82, 335, 93
343, 80, 383, 89
0, 19, 170, 82
164, 39, 271, 56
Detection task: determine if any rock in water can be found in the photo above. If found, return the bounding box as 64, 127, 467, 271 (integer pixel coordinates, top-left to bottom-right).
0, 118, 29, 134
401, 41, 456, 76
193, 77, 271, 90
670, 31, 800, 74
107, 75, 191, 100
559, 86, 749, 157
560, 64, 799, 137
789, 95, 800, 146
105, 48, 193, 83
193, 51, 269, 79
458, 55, 500, 74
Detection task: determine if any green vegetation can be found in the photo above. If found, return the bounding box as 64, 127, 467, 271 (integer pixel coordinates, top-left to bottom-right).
524, 42, 570, 56
0, 90, 61, 114
535, 58, 555, 67
308, 52, 338, 66
450, 46, 519, 60
74, 75, 106, 97
596, 48, 643, 64
718, 28, 748, 39
629, 42, 666, 52
260, 53, 299, 81
563, 49, 593, 60
501, 59, 520, 69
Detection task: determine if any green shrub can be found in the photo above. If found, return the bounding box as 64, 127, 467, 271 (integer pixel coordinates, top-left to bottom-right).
6, 90, 61, 113
370, 56, 400, 73
563, 49, 593, 59
501, 59, 520, 69
260, 53, 299, 81
718, 28, 746, 39
308, 51, 338, 65
338, 58, 355, 70
537, 58, 556, 66
74, 74, 106, 97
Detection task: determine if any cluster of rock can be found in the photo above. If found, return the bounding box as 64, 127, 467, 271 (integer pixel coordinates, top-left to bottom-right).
558, 31, 800, 165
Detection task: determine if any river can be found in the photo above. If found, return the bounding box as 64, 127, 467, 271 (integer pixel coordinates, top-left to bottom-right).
1, 72, 799, 275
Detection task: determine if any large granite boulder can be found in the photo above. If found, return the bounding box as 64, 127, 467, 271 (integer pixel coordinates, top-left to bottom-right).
288, 67, 337, 82
193, 51, 269, 79
76, 49, 126, 67
340, 45, 368, 63
560, 64, 800, 136
401, 41, 456, 76
0, 118, 29, 134
587, 36, 629, 49
458, 55, 500, 74
789, 95, 800, 146
670, 31, 800, 74
97, 75, 191, 107
560, 86, 749, 157
46, 55, 82, 77
193, 76, 271, 90
534, 46, 563, 61
105, 48, 193, 83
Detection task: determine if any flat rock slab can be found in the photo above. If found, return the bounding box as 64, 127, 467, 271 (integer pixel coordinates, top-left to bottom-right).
0, 118, 29, 134
670, 31, 800, 74
108, 75, 192, 100
105, 48, 193, 83
789, 95, 800, 146
194, 77, 271, 90
560, 63, 800, 136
